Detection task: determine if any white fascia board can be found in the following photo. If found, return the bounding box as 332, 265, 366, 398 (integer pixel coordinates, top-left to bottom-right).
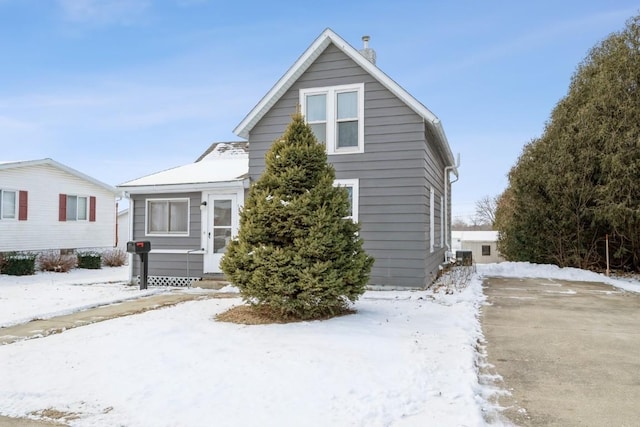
118, 179, 248, 195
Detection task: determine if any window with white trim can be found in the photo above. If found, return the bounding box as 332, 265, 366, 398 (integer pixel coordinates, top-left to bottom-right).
66, 195, 88, 221
429, 187, 435, 253
301, 83, 364, 154
0, 189, 17, 220
146, 198, 189, 235
440, 195, 444, 248
333, 179, 359, 222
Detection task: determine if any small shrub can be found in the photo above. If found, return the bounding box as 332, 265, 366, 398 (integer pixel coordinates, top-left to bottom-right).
37, 251, 77, 272
3, 253, 36, 276
77, 252, 102, 269
0, 253, 6, 273
102, 248, 127, 267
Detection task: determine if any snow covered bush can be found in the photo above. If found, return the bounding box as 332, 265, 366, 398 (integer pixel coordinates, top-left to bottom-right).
2, 253, 36, 276
77, 252, 102, 269
37, 251, 77, 272
221, 113, 374, 320
102, 248, 127, 267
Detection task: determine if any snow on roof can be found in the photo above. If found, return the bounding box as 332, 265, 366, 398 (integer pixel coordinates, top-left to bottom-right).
196, 142, 248, 162
451, 230, 499, 242
119, 157, 248, 187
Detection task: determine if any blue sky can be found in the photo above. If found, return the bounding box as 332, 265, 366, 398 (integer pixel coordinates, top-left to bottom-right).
1, 0, 638, 220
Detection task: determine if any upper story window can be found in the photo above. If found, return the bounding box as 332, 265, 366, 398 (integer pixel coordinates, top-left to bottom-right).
0, 190, 17, 220
146, 198, 189, 236
300, 83, 364, 155
333, 179, 359, 222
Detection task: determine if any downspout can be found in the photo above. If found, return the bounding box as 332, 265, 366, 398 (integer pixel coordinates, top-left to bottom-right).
444, 153, 460, 256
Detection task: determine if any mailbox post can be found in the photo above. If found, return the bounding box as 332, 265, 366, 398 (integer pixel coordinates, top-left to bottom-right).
126, 241, 151, 290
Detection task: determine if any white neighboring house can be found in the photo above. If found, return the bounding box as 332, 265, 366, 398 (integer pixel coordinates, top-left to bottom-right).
451, 230, 505, 264
0, 159, 118, 253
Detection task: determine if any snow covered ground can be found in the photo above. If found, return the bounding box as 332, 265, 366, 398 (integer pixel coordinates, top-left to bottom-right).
0, 262, 637, 426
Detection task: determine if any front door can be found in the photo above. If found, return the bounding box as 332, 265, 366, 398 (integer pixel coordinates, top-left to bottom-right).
203, 194, 238, 273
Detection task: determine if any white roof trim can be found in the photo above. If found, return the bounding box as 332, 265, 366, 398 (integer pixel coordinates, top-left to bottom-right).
118, 179, 248, 195
0, 158, 117, 194
233, 28, 455, 167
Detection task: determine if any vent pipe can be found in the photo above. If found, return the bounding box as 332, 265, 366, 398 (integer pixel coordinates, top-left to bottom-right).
359, 35, 376, 65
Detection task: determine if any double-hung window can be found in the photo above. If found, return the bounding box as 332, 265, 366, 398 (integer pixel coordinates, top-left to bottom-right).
146, 198, 189, 235
333, 179, 359, 222
66, 195, 88, 221
0, 190, 17, 220
301, 83, 364, 154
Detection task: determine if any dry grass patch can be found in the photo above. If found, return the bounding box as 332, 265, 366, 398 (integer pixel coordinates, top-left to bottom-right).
30, 407, 80, 423
216, 304, 356, 325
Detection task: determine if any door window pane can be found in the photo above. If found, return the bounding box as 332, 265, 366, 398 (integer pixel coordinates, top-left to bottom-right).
214, 200, 232, 227
337, 121, 358, 147
306, 94, 326, 121
337, 91, 357, 119
214, 228, 232, 253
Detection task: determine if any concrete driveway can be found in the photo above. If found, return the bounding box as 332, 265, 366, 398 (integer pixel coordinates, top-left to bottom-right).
481, 277, 640, 426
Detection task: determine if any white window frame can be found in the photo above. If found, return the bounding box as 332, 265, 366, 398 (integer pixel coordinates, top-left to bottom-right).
0, 189, 17, 220
145, 198, 190, 237
333, 179, 359, 222
300, 83, 365, 155
429, 187, 435, 253
66, 194, 89, 221
440, 195, 444, 248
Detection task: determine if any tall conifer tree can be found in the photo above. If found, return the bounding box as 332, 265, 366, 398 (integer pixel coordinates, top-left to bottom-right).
221, 113, 373, 319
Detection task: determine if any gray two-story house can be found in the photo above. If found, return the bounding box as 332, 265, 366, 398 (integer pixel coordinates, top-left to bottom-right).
119, 28, 458, 289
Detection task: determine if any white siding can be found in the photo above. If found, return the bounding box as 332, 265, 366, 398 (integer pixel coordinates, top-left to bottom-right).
0, 164, 116, 252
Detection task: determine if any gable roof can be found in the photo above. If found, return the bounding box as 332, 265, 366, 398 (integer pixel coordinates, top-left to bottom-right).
0, 158, 117, 194
118, 142, 248, 192
233, 28, 456, 169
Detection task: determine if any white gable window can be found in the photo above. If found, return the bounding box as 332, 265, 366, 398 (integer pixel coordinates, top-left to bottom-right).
301, 83, 365, 155
0, 190, 17, 220
66, 195, 88, 221
333, 179, 359, 222
146, 198, 189, 236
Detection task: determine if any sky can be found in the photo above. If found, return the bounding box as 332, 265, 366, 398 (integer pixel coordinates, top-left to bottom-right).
1, 0, 638, 221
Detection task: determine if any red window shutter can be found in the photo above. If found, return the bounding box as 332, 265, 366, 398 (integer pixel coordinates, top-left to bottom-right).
89, 196, 96, 222
18, 191, 28, 221
59, 194, 67, 221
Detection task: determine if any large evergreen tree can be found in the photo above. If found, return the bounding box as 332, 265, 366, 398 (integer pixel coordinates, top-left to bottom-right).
221, 113, 373, 319
496, 15, 640, 270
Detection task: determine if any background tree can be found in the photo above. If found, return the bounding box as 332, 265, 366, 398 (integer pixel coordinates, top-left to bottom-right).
221, 113, 374, 320
474, 195, 498, 227
495, 14, 640, 270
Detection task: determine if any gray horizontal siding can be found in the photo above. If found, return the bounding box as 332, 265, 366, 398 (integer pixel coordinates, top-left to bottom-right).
130, 192, 203, 278
247, 42, 451, 288
131, 253, 204, 278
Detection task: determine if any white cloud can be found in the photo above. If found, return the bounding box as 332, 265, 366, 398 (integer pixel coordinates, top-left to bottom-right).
57, 0, 150, 26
